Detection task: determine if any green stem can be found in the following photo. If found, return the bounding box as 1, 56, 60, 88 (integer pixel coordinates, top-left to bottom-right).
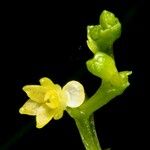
79, 79, 126, 116
67, 72, 129, 149
75, 115, 102, 150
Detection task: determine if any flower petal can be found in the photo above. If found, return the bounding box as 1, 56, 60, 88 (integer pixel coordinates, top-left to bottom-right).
39, 77, 61, 91
23, 85, 47, 103
36, 104, 55, 128
53, 109, 64, 120
39, 77, 55, 87
19, 99, 40, 115
63, 81, 85, 108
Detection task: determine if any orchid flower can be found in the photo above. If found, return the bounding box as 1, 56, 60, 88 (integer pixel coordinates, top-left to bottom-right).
19, 77, 85, 128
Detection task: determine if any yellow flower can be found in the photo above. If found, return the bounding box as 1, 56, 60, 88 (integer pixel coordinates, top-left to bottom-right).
19, 77, 85, 128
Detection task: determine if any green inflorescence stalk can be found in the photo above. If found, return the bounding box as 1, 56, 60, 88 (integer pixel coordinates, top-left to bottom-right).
67, 10, 132, 150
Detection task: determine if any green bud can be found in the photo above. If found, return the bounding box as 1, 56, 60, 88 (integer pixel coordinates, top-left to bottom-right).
100, 10, 118, 29
87, 10, 121, 56
86, 52, 119, 83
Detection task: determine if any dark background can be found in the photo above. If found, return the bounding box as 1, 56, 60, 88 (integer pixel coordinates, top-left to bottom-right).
1, 0, 147, 149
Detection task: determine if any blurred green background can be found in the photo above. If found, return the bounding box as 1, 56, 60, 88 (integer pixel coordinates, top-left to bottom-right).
1, 0, 147, 149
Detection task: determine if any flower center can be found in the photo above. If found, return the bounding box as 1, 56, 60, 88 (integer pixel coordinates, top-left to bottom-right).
45, 90, 60, 109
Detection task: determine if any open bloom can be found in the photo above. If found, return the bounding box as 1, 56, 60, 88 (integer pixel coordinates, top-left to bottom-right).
19, 77, 85, 128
